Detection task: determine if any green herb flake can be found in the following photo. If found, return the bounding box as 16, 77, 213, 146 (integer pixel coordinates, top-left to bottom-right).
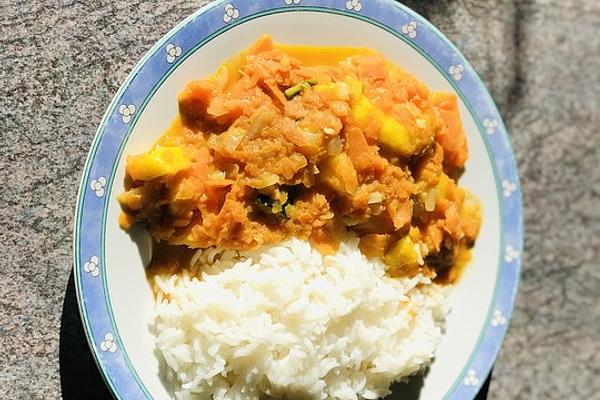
284, 79, 318, 100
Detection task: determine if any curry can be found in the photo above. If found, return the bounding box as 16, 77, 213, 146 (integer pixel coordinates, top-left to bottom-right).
118, 36, 481, 282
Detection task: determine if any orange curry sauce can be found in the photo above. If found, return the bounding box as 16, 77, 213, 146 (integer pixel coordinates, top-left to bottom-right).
118, 36, 481, 283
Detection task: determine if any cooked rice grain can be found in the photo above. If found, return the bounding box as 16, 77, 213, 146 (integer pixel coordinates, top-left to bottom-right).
153, 237, 448, 400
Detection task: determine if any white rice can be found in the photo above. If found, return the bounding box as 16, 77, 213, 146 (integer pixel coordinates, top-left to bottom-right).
153, 236, 449, 400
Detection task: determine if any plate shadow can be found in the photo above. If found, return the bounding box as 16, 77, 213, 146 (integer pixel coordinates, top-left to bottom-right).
59, 271, 113, 399
384, 368, 491, 400
59, 270, 491, 399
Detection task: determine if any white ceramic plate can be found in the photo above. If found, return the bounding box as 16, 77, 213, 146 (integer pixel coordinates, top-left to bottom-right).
74, 1, 523, 399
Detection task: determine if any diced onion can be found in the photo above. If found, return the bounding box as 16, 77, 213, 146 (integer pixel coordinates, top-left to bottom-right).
247, 108, 274, 139
423, 188, 438, 212
368, 191, 385, 205
250, 174, 279, 189
327, 136, 342, 155
303, 130, 322, 146
370, 204, 384, 216
209, 171, 226, 180
414, 243, 425, 265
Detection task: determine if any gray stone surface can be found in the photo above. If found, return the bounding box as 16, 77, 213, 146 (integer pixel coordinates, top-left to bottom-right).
1, 0, 598, 399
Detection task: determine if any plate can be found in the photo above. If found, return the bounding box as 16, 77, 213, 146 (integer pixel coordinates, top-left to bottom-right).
73, 1, 523, 399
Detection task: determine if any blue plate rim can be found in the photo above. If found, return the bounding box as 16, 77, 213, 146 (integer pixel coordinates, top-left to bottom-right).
73, 1, 523, 399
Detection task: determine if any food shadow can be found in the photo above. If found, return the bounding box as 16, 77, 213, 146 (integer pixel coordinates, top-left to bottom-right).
385, 373, 426, 400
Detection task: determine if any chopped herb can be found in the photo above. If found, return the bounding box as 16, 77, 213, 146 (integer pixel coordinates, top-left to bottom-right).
284, 79, 318, 100
256, 193, 288, 219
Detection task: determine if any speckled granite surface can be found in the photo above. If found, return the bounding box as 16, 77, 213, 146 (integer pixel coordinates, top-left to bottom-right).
1, 1, 599, 399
